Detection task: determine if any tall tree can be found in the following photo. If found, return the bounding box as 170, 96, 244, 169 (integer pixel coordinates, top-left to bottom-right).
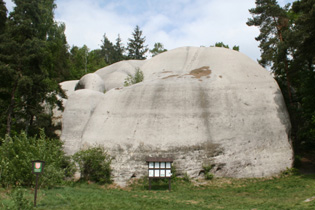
45, 22, 71, 82
247, 0, 315, 152
290, 0, 315, 150
87, 49, 107, 72
101, 34, 115, 65
69, 45, 89, 79
69, 45, 106, 80
113, 34, 125, 62
247, 0, 293, 104
0, 0, 6, 34
0, 0, 65, 137
127, 25, 148, 60
150, 42, 167, 57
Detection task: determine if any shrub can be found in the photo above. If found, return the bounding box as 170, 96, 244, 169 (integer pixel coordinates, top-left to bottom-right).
0, 130, 75, 188
5, 188, 34, 210
183, 172, 191, 182
205, 173, 214, 180
171, 164, 177, 180
281, 167, 299, 176
203, 164, 214, 180
72, 147, 112, 184
124, 68, 144, 86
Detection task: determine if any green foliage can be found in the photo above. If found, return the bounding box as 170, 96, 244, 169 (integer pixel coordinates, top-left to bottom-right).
182, 172, 191, 183
68, 45, 107, 80
98, 34, 125, 66
0, 130, 75, 188
247, 0, 315, 153
69, 45, 90, 79
211, 42, 239, 51
72, 147, 112, 184
171, 164, 177, 180
124, 68, 144, 86
214, 42, 229, 48
4, 188, 34, 210
150, 42, 167, 57
205, 173, 214, 180
2, 175, 315, 209
232, 45, 240, 51
113, 34, 125, 62
203, 164, 214, 180
0, 0, 7, 34
0, 0, 68, 138
127, 25, 148, 60
101, 34, 115, 65
280, 167, 300, 177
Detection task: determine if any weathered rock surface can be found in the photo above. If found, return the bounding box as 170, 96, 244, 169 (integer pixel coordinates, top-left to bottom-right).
75, 73, 105, 93
60, 47, 293, 186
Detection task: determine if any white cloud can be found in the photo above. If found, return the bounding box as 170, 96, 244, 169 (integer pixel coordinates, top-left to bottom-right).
4, 0, 296, 62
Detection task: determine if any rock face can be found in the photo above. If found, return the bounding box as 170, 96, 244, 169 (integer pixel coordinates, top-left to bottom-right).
75, 73, 105, 93
60, 47, 293, 186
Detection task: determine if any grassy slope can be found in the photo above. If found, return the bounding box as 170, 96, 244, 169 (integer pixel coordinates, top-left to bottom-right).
1, 174, 315, 210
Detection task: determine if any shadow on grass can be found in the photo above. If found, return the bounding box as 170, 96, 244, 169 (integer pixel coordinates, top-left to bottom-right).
147, 179, 172, 191
299, 173, 315, 180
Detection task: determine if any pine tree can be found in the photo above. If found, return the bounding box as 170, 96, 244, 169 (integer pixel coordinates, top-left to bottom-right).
290, 0, 315, 150
0, 0, 7, 34
247, 0, 293, 104
101, 34, 115, 64
45, 22, 71, 82
127, 25, 148, 60
0, 0, 65, 137
113, 34, 125, 62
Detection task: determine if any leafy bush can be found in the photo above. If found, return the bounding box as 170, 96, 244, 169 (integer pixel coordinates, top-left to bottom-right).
171, 164, 177, 180
4, 188, 34, 210
205, 173, 214, 180
124, 68, 144, 86
281, 167, 299, 177
203, 164, 214, 180
0, 130, 75, 188
73, 147, 112, 184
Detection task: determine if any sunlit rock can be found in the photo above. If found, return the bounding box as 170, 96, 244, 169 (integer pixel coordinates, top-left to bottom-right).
60, 47, 293, 186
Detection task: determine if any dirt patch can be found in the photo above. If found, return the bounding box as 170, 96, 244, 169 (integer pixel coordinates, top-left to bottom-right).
186, 200, 201, 204
189, 66, 211, 79
162, 71, 173, 74
104, 183, 132, 191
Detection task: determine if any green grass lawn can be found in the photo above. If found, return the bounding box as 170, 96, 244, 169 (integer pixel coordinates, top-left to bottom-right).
1, 174, 315, 210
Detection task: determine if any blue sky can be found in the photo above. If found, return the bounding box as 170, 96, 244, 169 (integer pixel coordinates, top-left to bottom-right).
4, 0, 294, 62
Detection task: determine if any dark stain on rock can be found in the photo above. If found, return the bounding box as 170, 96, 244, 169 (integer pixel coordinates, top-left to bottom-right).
198, 85, 212, 138
189, 66, 211, 79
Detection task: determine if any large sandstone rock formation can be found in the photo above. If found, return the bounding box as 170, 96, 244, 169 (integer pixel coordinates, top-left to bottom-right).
60, 47, 293, 185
